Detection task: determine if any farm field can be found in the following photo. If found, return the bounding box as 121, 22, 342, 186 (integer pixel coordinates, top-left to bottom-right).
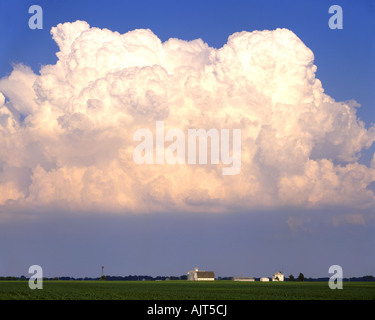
0, 280, 374, 300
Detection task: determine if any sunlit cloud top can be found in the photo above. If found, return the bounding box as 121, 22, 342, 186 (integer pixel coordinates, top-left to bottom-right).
0, 20, 374, 215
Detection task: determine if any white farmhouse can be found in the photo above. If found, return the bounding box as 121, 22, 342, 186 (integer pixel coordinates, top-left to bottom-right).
272, 271, 284, 281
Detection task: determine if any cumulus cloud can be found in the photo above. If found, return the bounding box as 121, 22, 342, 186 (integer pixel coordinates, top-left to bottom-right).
0, 21, 374, 215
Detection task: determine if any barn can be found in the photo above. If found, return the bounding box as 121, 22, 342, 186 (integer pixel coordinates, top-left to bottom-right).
187, 267, 215, 281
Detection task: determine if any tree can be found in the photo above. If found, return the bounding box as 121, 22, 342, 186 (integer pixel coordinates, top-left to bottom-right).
289, 274, 295, 281
297, 273, 305, 282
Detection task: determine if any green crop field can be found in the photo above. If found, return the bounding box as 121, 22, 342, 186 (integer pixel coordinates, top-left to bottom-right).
0, 280, 374, 300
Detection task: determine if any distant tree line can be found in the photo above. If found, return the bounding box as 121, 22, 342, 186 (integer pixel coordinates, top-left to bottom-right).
288, 273, 305, 281
287, 274, 375, 282
0, 275, 189, 281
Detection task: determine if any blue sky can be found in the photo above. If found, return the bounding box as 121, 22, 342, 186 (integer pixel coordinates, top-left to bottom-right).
0, 0, 374, 279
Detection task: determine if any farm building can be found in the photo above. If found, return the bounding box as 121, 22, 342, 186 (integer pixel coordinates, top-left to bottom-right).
233, 277, 255, 282
260, 277, 270, 282
187, 267, 215, 281
272, 271, 284, 281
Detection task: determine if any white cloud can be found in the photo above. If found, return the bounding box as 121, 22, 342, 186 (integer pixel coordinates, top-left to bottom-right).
331, 213, 367, 226
0, 21, 374, 215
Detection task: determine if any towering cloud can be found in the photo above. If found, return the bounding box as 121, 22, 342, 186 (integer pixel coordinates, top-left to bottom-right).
0, 21, 374, 215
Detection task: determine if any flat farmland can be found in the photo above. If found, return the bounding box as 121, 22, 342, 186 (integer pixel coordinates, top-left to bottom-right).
0, 280, 374, 300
